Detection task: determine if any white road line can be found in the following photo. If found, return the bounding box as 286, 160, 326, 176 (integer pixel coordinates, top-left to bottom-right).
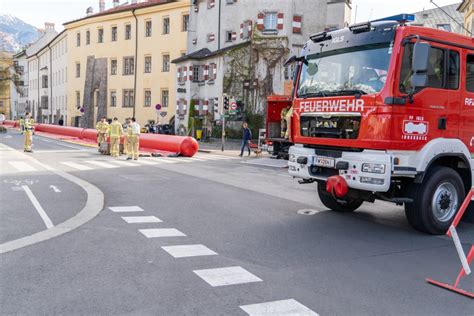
196, 155, 232, 160
21, 185, 54, 229
8, 161, 37, 172
138, 228, 186, 238
154, 158, 179, 164
110, 160, 141, 167
161, 244, 218, 258
109, 206, 144, 213
61, 161, 93, 171
121, 216, 162, 223
85, 160, 120, 169
193, 266, 262, 287
134, 159, 160, 165
240, 299, 319, 316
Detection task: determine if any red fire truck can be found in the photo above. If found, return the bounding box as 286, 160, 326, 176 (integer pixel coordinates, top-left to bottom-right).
265, 95, 293, 159
286, 15, 474, 234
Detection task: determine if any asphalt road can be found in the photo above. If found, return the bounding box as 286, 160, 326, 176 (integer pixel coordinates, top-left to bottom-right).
1, 130, 473, 315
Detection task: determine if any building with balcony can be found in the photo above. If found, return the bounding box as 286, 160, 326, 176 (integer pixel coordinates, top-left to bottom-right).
172, 0, 351, 135
64, 0, 189, 128
457, 0, 474, 36
0, 51, 13, 120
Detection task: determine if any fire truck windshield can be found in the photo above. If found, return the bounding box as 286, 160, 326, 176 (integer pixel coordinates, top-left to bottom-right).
298, 43, 392, 97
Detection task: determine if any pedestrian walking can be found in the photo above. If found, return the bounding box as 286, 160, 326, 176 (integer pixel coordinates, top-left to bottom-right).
23, 112, 34, 152
127, 118, 141, 160
239, 122, 252, 157
108, 117, 123, 157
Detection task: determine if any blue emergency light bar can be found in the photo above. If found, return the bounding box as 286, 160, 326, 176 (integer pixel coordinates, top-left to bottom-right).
372, 13, 415, 24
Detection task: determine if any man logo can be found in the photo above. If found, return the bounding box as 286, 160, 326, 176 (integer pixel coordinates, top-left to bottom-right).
316, 120, 337, 128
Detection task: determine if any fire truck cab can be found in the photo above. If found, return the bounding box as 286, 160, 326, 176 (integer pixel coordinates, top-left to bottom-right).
287, 15, 474, 234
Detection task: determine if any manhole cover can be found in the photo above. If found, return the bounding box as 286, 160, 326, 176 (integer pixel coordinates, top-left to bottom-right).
297, 209, 320, 216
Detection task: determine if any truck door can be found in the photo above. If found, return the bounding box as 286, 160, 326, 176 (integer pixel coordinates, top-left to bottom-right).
461, 52, 474, 154
397, 43, 460, 146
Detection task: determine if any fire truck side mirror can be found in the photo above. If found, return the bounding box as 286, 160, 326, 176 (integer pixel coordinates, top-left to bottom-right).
411, 42, 430, 89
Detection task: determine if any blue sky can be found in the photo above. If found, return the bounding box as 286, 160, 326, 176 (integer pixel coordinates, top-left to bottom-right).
0, 0, 463, 30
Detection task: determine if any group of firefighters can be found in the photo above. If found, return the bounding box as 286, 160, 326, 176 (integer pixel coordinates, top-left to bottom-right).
17, 113, 141, 159
96, 117, 141, 160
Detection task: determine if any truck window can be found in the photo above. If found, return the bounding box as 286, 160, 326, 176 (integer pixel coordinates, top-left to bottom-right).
446, 50, 459, 90
399, 44, 447, 93
467, 54, 474, 93
426, 47, 444, 88
298, 43, 391, 97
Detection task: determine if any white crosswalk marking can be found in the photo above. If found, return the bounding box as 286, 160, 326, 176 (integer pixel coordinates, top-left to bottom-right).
8, 161, 37, 172
109, 206, 144, 213
61, 161, 93, 170
193, 266, 262, 287
85, 160, 119, 169
110, 160, 141, 167
134, 159, 160, 165
240, 299, 319, 316
154, 158, 179, 164
162, 244, 218, 258
121, 216, 162, 223
138, 228, 186, 238
196, 154, 235, 160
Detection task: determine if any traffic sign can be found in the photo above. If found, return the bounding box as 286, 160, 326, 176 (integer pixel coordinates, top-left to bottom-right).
160, 112, 167, 117
155, 104, 162, 110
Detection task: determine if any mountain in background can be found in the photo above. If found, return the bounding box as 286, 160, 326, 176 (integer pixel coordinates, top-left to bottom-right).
0, 14, 39, 53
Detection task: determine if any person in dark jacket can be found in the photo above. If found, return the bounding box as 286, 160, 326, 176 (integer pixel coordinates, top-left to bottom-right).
239, 122, 252, 157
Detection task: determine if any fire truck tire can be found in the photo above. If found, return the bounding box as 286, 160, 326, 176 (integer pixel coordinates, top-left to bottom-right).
405, 166, 465, 235
317, 183, 363, 212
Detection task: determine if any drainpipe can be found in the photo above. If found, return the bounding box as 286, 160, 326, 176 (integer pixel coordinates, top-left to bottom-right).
132, 9, 138, 119
48, 43, 53, 123
217, 0, 221, 50
37, 53, 40, 122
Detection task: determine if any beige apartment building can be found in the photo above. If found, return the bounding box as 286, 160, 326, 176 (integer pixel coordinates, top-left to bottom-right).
458, 0, 474, 36
64, 0, 189, 128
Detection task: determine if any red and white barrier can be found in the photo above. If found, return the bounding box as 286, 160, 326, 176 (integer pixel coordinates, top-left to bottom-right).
426, 188, 474, 298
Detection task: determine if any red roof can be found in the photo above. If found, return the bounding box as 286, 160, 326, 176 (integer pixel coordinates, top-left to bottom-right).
63, 0, 174, 26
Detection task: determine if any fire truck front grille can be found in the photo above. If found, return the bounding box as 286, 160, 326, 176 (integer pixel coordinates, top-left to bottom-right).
300, 114, 361, 139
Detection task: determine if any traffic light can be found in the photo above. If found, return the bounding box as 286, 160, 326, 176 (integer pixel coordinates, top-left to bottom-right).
223, 95, 229, 111
213, 98, 219, 114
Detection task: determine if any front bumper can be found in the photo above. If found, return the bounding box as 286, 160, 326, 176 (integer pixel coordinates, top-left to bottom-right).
288, 145, 392, 192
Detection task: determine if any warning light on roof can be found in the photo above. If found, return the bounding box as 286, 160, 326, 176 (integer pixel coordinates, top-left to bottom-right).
373, 14, 415, 25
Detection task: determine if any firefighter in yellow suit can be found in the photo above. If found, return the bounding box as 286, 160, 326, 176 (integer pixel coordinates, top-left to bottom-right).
108, 117, 123, 157
127, 117, 140, 160
284, 105, 293, 139
280, 104, 291, 138
23, 112, 34, 152
19, 116, 25, 134
123, 118, 129, 155
95, 117, 109, 151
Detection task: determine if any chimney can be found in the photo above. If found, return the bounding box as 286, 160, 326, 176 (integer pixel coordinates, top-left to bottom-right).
99, 0, 105, 12
44, 22, 55, 31
113, 0, 119, 8
86, 7, 93, 16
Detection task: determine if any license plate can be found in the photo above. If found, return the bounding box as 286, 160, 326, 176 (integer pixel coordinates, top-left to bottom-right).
315, 156, 335, 168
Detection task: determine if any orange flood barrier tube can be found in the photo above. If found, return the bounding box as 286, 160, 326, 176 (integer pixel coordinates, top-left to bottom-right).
6, 122, 199, 157
35, 124, 84, 138
2, 120, 17, 127
139, 133, 199, 157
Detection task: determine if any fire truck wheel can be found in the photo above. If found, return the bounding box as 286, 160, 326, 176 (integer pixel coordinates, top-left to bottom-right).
317, 183, 363, 212
405, 166, 465, 235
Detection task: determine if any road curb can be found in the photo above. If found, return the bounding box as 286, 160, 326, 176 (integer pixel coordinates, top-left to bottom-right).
0, 145, 105, 254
